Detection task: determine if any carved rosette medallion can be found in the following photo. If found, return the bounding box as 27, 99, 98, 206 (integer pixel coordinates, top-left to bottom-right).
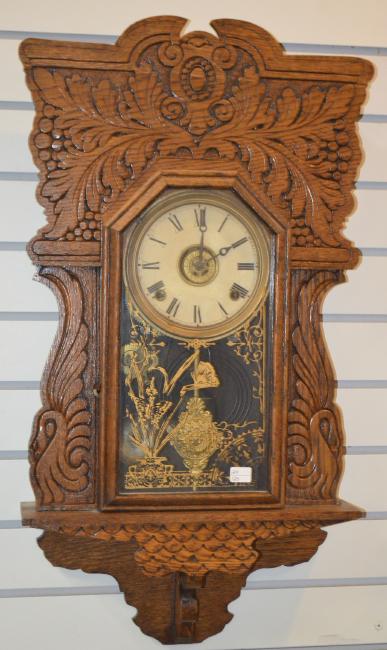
158, 35, 237, 136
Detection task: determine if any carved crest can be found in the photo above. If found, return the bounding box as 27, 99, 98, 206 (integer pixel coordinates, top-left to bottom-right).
20, 16, 372, 264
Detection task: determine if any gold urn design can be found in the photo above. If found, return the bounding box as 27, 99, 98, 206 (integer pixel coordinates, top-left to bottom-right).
169, 397, 221, 476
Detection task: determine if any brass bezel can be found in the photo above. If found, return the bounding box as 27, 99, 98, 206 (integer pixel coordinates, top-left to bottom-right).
178, 244, 219, 286
123, 189, 271, 340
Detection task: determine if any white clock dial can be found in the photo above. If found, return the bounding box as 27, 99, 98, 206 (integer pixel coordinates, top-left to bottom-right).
124, 190, 270, 340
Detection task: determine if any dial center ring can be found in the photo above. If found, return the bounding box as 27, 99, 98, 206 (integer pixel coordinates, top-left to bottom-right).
179, 245, 219, 286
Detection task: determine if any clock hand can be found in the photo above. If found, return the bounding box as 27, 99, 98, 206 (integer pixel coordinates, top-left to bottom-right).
199, 229, 205, 262
211, 244, 233, 260
212, 237, 249, 260
197, 207, 207, 263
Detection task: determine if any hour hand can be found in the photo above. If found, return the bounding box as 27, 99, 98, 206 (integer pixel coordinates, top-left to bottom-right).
214, 237, 249, 259
212, 245, 232, 259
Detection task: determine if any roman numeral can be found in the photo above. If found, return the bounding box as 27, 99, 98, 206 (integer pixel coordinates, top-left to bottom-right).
193, 305, 202, 324
141, 262, 160, 270
218, 302, 228, 317
232, 237, 248, 249
147, 280, 165, 295
168, 214, 183, 232
166, 297, 180, 317
195, 206, 206, 229
218, 216, 228, 232
231, 282, 249, 298
237, 262, 255, 270
148, 236, 166, 246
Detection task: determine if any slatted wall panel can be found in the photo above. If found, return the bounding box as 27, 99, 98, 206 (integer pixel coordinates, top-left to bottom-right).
0, 2, 386, 649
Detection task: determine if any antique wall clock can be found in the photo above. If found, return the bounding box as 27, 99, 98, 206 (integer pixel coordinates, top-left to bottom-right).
19, 16, 373, 644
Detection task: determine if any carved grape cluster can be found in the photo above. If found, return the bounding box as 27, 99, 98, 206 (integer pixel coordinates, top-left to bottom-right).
35, 106, 75, 174
288, 118, 352, 247
290, 218, 317, 247
34, 103, 103, 242
35, 114, 103, 241
65, 212, 101, 242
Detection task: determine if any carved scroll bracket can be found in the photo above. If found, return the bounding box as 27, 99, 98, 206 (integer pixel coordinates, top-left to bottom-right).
22, 499, 363, 643
35, 523, 327, 644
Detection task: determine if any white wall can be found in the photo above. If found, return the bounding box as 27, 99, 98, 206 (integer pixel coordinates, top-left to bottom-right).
0, 1, 386, 649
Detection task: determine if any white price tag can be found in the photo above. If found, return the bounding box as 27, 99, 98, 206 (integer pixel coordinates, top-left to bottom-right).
229, 467, 252, 483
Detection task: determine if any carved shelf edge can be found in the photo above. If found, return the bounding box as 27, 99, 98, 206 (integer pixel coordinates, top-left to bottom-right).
21, 501, 363, 643
22, 500, 364, 528
21, 502, 364, 577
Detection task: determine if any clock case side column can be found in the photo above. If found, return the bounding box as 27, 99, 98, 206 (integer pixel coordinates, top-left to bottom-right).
286, 267, 350, 505
28, 265, 100, 509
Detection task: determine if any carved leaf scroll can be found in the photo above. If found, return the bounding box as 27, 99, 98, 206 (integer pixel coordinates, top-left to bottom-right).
31, 67, 191, 241
198, 67, 355, 247
30, 268, 97, 506
287, 271, 344, 501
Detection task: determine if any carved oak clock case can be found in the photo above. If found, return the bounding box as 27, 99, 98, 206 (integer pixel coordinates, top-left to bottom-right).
19, 16, 373, 644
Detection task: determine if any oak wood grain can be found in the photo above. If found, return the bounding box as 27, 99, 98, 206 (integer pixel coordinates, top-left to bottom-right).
19, 15, 372, 644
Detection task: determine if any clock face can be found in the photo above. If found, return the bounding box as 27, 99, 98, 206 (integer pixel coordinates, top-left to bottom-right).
123, 190, 270, 340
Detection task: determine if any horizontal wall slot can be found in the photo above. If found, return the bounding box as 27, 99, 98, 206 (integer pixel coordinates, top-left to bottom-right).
338, 380, 387, 389
361, 114, 387, 123
0, 520, 22, 529
0, 30, 387, 56
323, 315, 387, 323
345, 446, 387, 455
0, 450, 28, 460
1, 312, 387, 323
246, 643, 387, 650
245, 577, 387, 590
0, 244, 387, 256
1, 577, 387, 600
0, 312, 59, 321
1, 100, 385, 122
0, 586, 120, 598
0, 172, 38, 182
1, 173, 387, 190
1, 380, 387, 390
2, 447, 386, 460
356, 181, 387, 190
0, 101, 33, 111
0, 510, 387, 530
0, 381, 40, 390
0, 512, 386, 531
0, 243, 27, 251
